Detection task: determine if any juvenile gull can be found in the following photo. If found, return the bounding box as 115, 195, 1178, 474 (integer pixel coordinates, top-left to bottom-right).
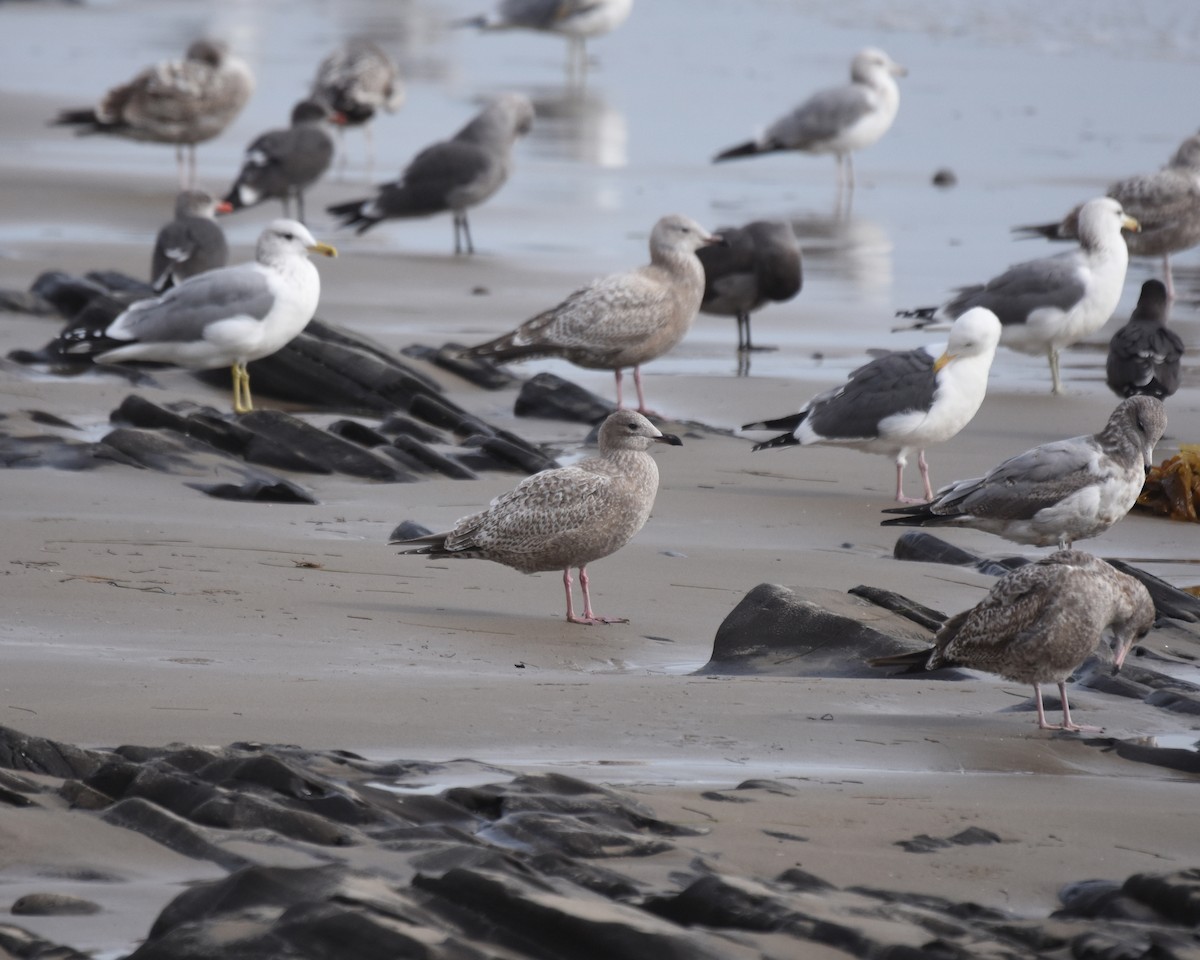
882, 396, 1167, 547
743, 308, 1002, 503
310, 39, 405, 176
1014, 130, 1200, 299
696, 219, 803, 353
327, 93, 533, 254
870, 550, 1155, 732
713, 48, 907, 189
223, 99, 343, 223
462, 214, 720, 413
150, 190, 230, 293
52, 39, 254, 188
896, 197, 1140, 395
61, 220, 337, 414
392, 410, 680, 625
1106, 280, 1184, 400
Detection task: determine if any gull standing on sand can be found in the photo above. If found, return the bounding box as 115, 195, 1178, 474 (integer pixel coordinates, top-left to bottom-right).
713, 48, 907, 189
150, 190, 230, 293
882, 396, 1166, 547
392, 410, 680, 625
896, 197, 1140, 395
52, 39, 254, 188
1014, 130, 1200, 299
222, 100, 344, 223
310, 39, 405, 176
1106, 280, 1184, 400
327, 93, 533, 254
696, 219, 803, 354
870, 550, 1154, 732
742, 308, 1002, 503
463, 214, 721, 413
60, 220, 336, 414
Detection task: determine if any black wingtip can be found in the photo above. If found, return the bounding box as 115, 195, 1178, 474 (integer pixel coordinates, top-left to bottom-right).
713, 140, 761, 163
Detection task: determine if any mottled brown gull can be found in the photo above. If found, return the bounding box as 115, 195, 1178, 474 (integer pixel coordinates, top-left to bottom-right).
897, 198, 1139, 395
463, 214, 720, 413
1105, 280, 1184, 400
392, 410, 681, 625
310, 39, 405, 176
713, 48, 907, 189
150, 190, 231, 293
882, 396, 1167, 547
742, 308, 1002, 503
52, 39, 254, 188
870, 550, 1155, 731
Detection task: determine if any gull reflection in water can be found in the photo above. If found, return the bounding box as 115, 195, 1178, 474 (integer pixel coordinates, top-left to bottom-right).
526, 85, 628, 169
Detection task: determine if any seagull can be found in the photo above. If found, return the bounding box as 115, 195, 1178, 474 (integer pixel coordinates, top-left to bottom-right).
462, 214, 721, 414
392, 410, 679, 625
1014, 130, 1200, 299
742, 308, 1002, 503
309, 39, 405, 176
1106, 280, 1184, 400
870, 550, 1155, 732
60, 220, 337, 414
896, 197, 1140, 395
223, 99, 344, 223
696, 219, 803, 354
881, 396, 1167, 547
713, 48, 907, 190
150, 190, 231, 293
52, 39, 254, 188
327, 93, 533, 254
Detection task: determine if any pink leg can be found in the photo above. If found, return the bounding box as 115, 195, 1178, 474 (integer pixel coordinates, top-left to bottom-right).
893, 454, 924, 504
631, 365, 662, 417
1164, 254, 1175, 300
613, 369, 625, 410
563, 567, 627, 625
917, 450, 933, 501
1035, 683, 1098, 733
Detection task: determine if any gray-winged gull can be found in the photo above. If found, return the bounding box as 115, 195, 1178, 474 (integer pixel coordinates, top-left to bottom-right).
392, 409, 680, 625
52, 39, 254, 188
62, 219, 336, 414
743, 308, 1002, 503
696, 219, 803, 353
150, 190, 231, 293
713, 48, 907, 189
327, 93, 533, 254
462, 214, 720, 413
882, 395, 1167, 546
870, 550, 1155, 731
310, 39, 405, 176
1015, 130, 1200, 299
1106, 280, 1184, 400
897, 197, 1140, 395
223, 100, 343, 223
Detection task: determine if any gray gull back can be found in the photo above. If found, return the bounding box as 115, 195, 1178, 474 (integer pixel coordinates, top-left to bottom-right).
1106, 279, 1184, 400
150, 190, 231, 293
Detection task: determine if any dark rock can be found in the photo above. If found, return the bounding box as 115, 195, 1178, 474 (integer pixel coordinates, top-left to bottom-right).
0, 725, 104, 779
404, 342, 520, 390
84, 269, 155, 299
58, 779, 113, 810
932, 168, 958, 188
645, 873, 801, 933
465, 433, 558, 474
391, 435, 478, 479
389, 519, 435, 541
847, 584, 947, 632
1055, 878, 1163, 923
0, 923, 93, 960
378, 414, 445, 443
514, 372, 615, 424
891, 531, 1030, 578
189, 477, 317, 504
326, 418, 390, 447
238, 410, 406, 480
1106, 559, 1200, 623
100, 798, 250, 871
11, 893, 101, 916
409, 392, 475, 432
895, 827, 1001, 854
189, 794, 358, 846
775, 868, 837, 893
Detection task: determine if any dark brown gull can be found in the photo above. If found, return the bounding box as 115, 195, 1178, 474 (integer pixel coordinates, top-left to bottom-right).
222, 100, 343, 224
870, 550, 1155, 732
61, 220, 336, 414
52, 39, 254, 188
882, 396, 1167, 547
1014, 130, 1200, 299
1106, 280, 1184, 400
896, 197, 1140, 395
310, 39, 405, 176
150, 190, 231, 293
392, 410, 680, 625
714, 48, 907, 190
462, 214, 720, 413
326, 93, 533, 254
696, 219, 803, 353
743, 308, 1002, 503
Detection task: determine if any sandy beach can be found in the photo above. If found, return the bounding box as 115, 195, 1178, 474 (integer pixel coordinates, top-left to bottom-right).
2, 1, 1200, 956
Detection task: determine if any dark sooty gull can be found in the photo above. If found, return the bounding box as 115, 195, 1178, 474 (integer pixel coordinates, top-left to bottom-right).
326, 92, 533, 254
1106, 280, 1184, 400
696, 219, 803, 353
392, 409, 680, 625
713, 48, 907, 189
742, 308, 1002, 503
1014, 130, 1200, 299
62, 220, 336, 414
150, 190, 230, 293
52, 39, 254, 188
462, 214, 720, 414
223, 99, 344, 224
881, 395, 1166, 547
309, 39, 405, 175
870, 550, 1154, 732
897, 197, 1140, 395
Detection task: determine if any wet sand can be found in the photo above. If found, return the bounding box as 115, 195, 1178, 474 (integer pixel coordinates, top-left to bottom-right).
2, 1, 1200, 956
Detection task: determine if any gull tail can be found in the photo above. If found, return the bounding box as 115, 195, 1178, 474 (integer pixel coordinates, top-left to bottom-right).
51, 107, 112, 135
743, 411, 806, 451
713, 140, 770, 163
1011, 220, 1074, 242
327, 199, 380, 235
867, 649, 932, 671
879, 503, 950, 528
